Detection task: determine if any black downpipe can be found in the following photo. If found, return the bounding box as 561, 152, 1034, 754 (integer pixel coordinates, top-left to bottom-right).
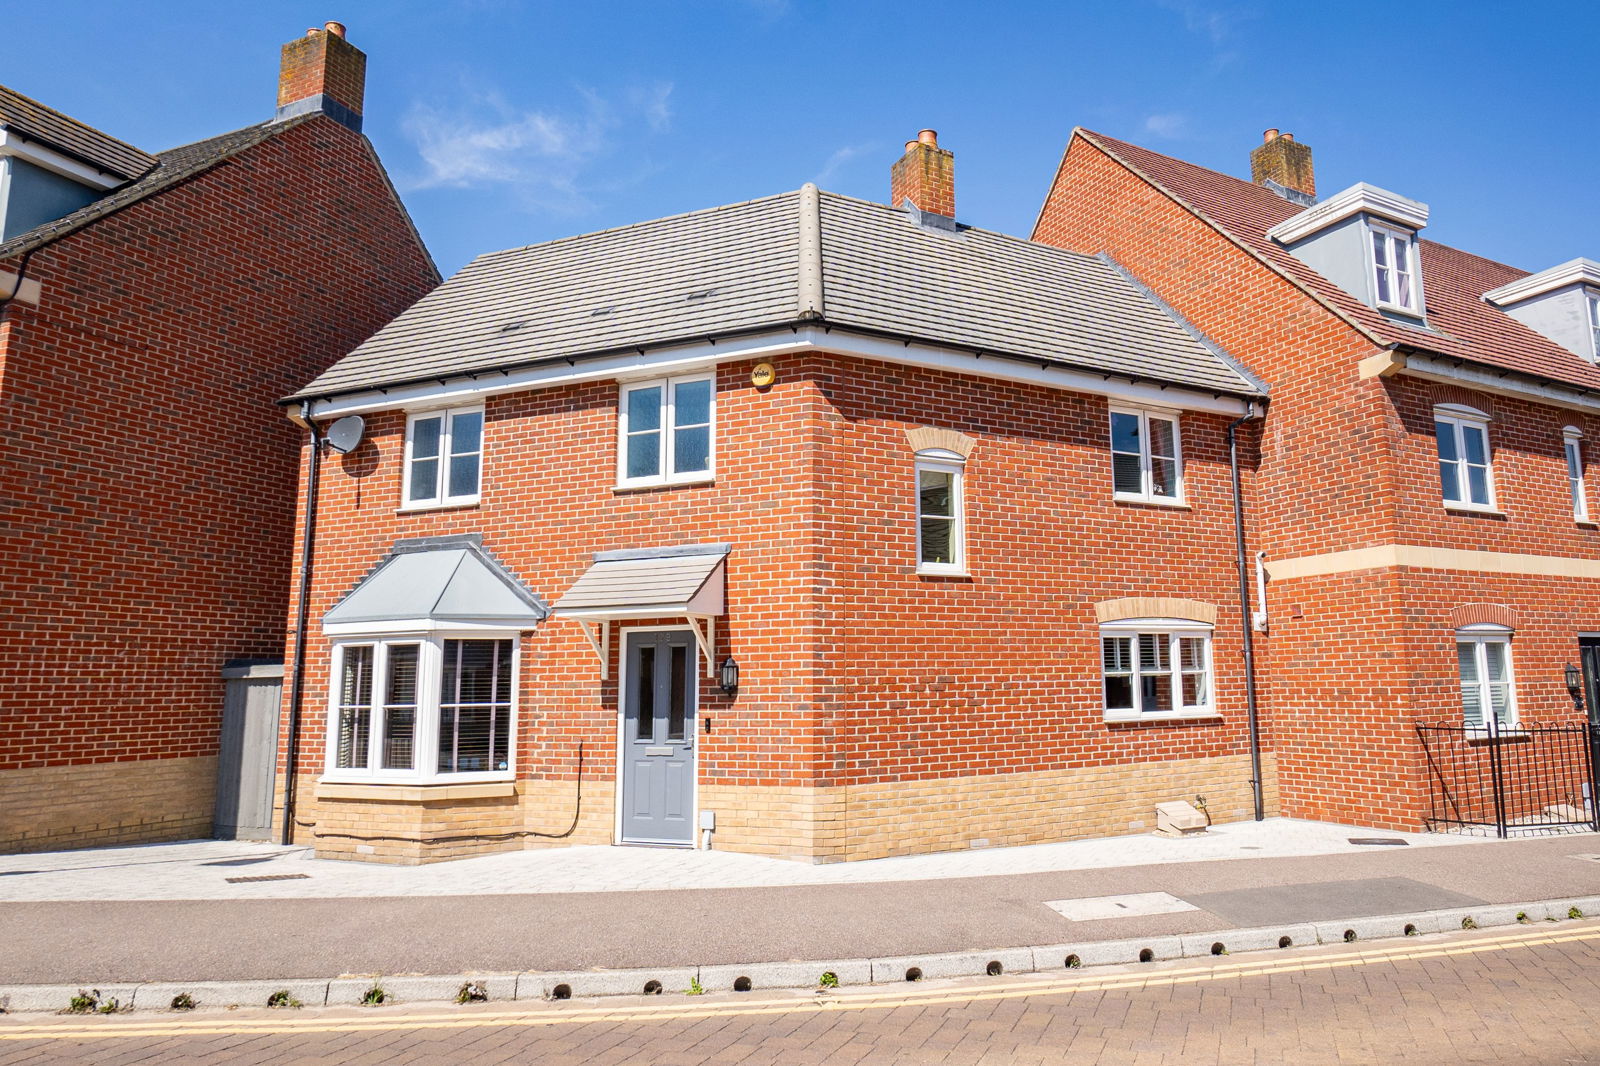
1227, 405, 1265, 821
280, 403, 324, 845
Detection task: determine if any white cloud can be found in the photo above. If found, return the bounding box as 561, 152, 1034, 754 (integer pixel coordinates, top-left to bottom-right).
402, 82, 674, 214
814, 143, 875, 186
1143, 113, 1187, 139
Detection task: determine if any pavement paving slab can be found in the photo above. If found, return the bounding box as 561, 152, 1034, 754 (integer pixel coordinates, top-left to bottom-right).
0, 828, 1597, 986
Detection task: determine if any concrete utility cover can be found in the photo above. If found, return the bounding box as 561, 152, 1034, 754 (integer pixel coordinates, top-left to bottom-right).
1045, 892, 1200, 922
1185, 876, 1485, 926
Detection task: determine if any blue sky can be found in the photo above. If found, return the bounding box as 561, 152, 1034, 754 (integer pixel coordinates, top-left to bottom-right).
9, 1, 1597, 277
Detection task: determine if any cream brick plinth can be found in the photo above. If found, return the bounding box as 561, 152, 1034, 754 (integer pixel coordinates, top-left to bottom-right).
0, 757, 217, 854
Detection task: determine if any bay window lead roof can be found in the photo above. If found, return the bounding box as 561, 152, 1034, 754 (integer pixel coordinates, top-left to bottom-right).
324, 539, 548, 629
288, 185, 1264, 402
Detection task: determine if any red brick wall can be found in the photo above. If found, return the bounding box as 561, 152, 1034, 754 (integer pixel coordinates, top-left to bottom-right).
0, 116, 436, 787
1031, 133, 1600, 829
280, 351, 1265, 846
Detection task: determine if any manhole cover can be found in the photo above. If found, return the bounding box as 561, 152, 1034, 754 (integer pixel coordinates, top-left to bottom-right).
1045, 892, 1199, 921
225, 873, 311, 884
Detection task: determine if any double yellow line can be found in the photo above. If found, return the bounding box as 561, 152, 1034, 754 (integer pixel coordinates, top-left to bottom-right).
5, 922, 1597, 1042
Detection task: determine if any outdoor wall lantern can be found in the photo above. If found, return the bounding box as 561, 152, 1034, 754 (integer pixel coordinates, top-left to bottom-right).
719, 656, 740, 697
1565, 662, 1584, 709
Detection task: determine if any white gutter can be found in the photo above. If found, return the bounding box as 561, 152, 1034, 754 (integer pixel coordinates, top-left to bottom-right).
1396, 349, 1600, 415
298, 327, 1257, 421
0, 129, 125, 190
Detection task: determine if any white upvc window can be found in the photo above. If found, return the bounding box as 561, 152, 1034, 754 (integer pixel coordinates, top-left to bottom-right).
1455, 626, 1517, 732
1565, 426, 1589, 522
1370, 222, 1420, 313
1434, 405, 1495, 511
403, 406, 483, 509
914, 449, 966, 575
617, 373, 715, 488
1109, 407, 1183, 504
1100, 620, 1214, 721
327, 634, 517, 783
1589, 291, 1600, 360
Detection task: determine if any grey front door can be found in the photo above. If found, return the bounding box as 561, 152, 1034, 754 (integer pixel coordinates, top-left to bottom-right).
214, 674, 283, 840
621, 631, 696, 844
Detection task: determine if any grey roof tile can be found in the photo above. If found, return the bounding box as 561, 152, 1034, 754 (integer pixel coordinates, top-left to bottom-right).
291, 188, 1262, 401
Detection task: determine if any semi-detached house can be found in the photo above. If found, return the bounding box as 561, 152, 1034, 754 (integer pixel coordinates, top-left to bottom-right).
276, 134, 1274, 864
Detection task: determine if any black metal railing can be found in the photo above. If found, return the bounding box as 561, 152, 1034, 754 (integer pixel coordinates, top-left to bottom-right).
1417, 720, 1600, 837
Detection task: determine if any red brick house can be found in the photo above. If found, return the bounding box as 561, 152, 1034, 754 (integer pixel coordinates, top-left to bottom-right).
0, 23, 438, 852
1034, 128, 1600, 832
276, 122, 1600, 866
275, 133, 1278, 864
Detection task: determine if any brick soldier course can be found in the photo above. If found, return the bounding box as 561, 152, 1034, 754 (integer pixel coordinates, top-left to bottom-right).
0, 23, 438, 853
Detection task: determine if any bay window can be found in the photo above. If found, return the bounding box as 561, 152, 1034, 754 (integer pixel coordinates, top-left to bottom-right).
328, 635, 517, 782
1101, 621, 1213, 721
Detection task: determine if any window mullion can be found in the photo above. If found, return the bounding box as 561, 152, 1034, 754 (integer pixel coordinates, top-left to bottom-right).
417, 638, 443, 781
368, 642, 388, 775
663, 381, 676, 479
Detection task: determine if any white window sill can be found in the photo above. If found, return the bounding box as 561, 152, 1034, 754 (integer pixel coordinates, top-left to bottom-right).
1377, 301, 1424, 318
319, 772, 514, 787
1104, 710, 1222, 725
614, 475, 715, 493
917, 566, 971, 578
1113, 493, 1191, 510
1443, 502, 1503, 516
398, 498, 481, 514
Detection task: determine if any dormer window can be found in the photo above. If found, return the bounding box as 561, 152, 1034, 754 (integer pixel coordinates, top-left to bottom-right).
1266, 182, 1429, 321
1371, 223, 1418, 313
1589, 291, 1600, 358
1483, 259, 1600, 363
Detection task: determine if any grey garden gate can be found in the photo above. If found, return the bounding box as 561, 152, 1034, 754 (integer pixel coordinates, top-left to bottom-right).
214, 661, 284, 841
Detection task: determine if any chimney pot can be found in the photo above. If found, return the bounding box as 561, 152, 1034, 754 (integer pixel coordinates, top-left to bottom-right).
890, 129, 955, 218
1250, 128, 1314, 198
324, 20, 347, 38
306, 27, 320, 36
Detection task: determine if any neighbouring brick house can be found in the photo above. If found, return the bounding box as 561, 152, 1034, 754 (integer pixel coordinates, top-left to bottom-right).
276, 132, 1278, 864
1034, 128, 1600, 831
0, 23, 438, 853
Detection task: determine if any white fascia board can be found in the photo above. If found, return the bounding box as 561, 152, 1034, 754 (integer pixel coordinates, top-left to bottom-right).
0, 128, 123, 190
1483, 258, 1600, 307
302, 327, 1256, 421
1398, 350, 1600, 414
1266, 182, 1430, 245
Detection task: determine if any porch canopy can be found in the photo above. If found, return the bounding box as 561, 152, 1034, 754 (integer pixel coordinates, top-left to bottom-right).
324, 535, 548, 635
551, 543, 729, 678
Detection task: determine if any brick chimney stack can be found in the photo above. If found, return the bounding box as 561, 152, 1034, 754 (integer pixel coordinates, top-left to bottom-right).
1250, 128, 1314, 198
891, 129, 955, 219
275, 21, 366, 132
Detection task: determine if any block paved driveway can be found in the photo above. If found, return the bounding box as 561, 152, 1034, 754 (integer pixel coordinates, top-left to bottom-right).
6, 921, 1600, 1064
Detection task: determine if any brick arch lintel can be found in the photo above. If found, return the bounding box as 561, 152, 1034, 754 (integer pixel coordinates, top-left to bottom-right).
905, 426, 976, 458
1430, 385, 1493, 419
1449, 602, 1517, 630
1095, 597, 1218, 625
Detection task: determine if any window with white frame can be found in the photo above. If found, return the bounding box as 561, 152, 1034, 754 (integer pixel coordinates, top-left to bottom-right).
1455, 626, 1516, 731
403, 407, 483, 508
1100, 621, 1213, 720
1588, 291, 1600, 360
618, 374, 714, 487
1371, 222, 1419, 313
1110, 408, 1182, 503
329, 636, 516, 781
1565, 426, 1589, 522
1434, 405, 1494, 510
914, 449, 966, 574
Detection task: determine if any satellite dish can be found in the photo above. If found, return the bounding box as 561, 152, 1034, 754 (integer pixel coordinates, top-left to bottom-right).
325, 415, 366, 455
